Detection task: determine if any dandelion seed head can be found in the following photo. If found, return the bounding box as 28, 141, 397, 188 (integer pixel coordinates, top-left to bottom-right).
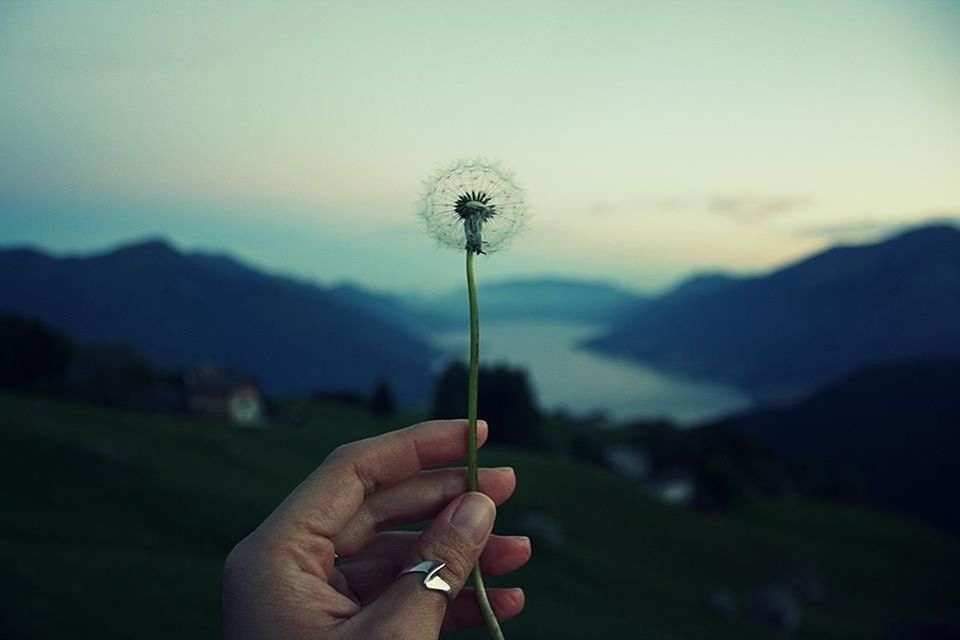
418, 159, 528, 254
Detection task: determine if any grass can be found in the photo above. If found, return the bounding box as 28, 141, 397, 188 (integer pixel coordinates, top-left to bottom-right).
1, 392, 958, 639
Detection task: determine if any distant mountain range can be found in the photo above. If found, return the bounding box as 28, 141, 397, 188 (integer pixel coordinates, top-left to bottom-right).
587, 225, 960, 398
709, 358, 960, 533
333, 278, 645, 332
5, 222, 958, 406
0, 237, 649, 401
0, 240, 435, 401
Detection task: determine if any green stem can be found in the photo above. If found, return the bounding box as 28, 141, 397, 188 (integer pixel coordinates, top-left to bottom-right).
465, 249, 506, 640
467, 250, 480, 493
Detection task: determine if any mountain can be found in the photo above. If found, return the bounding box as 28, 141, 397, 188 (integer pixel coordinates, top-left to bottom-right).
652, 272, 741, 305
709, 358, 960, 533
327, 283, 441, 334
0, 239, 435, 401
402, 278, 648, 330
587, 224, 960, 397
456, 278, 646, 324
330, 278, 646, 334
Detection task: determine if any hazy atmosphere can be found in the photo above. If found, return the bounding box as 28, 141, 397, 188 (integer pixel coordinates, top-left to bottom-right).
3, 3, 960, 639
2, 1, 958, 292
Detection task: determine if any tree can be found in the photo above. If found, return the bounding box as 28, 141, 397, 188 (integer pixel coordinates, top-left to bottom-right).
431, 361, 543, 449
369, 379, 397, 418
0, 313, 74, 394
70, 344, 157, 408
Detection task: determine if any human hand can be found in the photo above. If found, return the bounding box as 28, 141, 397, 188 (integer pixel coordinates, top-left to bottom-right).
222, 419, 530, 639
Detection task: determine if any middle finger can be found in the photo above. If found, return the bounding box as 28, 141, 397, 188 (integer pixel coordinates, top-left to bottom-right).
332, 467, 517, 555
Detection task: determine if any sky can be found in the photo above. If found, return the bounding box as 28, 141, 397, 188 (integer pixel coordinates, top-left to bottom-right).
1, 1, 958, 293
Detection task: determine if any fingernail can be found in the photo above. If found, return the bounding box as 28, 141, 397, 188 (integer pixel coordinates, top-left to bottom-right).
451, 493, 495, 544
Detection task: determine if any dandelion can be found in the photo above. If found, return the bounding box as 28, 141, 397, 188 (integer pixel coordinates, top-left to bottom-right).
418, 159, 529, 640
419, 159, 528, 255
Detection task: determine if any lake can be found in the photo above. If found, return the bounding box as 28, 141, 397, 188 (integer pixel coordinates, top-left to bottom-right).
430, 320, 751, 426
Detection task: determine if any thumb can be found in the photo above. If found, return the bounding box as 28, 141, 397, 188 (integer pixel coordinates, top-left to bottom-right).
343, 492, 496, 639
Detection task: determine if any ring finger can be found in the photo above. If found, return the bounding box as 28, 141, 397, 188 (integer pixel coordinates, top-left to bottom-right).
338, 530, 532, 603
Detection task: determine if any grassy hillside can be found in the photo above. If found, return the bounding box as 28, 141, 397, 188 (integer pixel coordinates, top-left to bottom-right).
713, 358, 960, 533
1, 393, 958, 639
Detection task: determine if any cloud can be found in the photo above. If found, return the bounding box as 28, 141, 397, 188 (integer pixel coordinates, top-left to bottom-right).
706, 195, 812, 221
589, 193, 812, 221
799, 214, 960, 242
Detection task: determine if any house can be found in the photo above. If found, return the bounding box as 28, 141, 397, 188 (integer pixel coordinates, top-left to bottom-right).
645, 468, 695, 507
601, 445, 652, 482
184, 365, 264, 427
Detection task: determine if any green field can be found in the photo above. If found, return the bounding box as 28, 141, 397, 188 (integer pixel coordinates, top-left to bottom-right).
2, 393, 958, 639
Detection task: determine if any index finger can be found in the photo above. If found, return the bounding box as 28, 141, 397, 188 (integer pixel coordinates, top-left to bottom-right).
269, 419, 489, 540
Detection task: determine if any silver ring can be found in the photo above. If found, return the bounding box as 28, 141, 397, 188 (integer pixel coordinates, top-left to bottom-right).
399, 560, 453, 600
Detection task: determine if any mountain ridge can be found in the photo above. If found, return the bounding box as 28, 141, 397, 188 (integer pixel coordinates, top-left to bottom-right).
0, 238, 436, 401
586, 223, 960, 397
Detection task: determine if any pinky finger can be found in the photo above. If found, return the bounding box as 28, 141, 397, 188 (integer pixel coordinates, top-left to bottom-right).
442, 587, 526, 631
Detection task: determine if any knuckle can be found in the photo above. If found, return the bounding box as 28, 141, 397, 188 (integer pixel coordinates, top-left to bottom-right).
223, 547, 241, 579
421, 535, 475, 586
326, 440, 370, 466
223, 537, 256, 581
325, 442, 353, 463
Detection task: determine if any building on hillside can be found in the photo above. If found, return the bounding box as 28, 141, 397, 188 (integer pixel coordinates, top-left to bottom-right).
601, 445, 652, 482
645, 468, 695, 507
184, 365, 264, 427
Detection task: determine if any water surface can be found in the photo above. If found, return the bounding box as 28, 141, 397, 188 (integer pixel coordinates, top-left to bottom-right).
431, 320, 751, 425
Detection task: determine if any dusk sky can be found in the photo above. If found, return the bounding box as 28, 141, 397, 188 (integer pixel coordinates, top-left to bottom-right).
1, 1, 958, 293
